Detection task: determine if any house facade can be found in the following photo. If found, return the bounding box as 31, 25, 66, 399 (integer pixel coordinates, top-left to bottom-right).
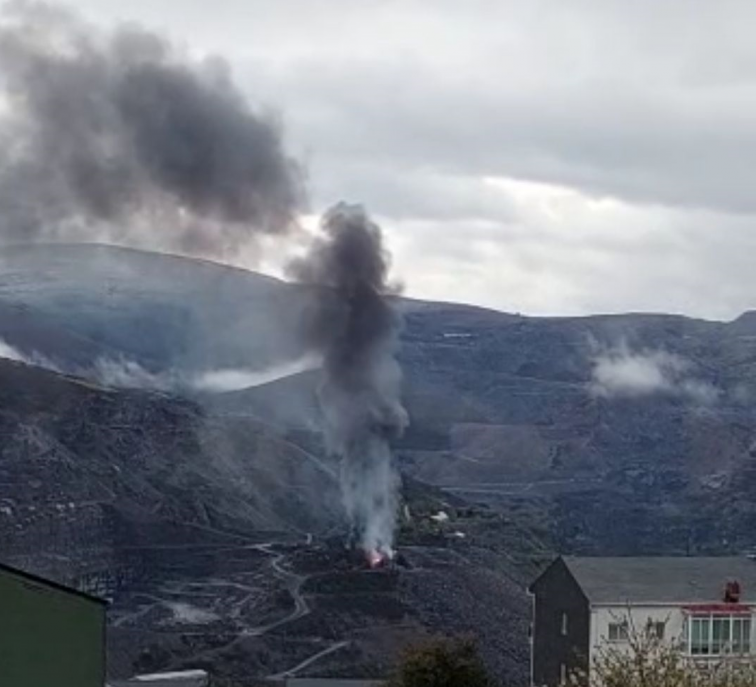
528, 557, 756, 686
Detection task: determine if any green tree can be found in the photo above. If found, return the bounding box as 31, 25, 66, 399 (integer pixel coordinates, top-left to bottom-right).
388, 635, 494, 687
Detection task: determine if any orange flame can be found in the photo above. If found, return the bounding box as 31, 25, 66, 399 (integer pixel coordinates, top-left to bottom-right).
366, 549, 385, 568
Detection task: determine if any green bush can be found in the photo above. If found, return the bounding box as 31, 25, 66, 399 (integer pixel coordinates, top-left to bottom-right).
388, 635, 494, 687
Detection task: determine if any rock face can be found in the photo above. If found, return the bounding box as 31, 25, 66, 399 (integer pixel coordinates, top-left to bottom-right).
2, 244, 756, 682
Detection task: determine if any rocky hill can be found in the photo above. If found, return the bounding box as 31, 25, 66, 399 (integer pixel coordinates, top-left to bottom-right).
2, 243, 756, 682
0, 358, 542, 685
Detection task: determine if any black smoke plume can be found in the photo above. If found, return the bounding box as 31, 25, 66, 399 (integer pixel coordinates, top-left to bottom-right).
290, 204, 408, 556
0, 3, 407, 554
0, 2, 301, 258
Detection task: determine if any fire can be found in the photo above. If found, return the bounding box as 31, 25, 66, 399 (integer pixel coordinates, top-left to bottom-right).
366, 548, 393, 569
367, 549, 384, 568
366, 549, 390, 569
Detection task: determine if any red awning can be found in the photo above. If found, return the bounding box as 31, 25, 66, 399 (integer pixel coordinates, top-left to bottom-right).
681, 604, 753, 614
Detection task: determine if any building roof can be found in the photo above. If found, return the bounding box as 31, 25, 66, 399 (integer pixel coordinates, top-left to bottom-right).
563, 556, 756, 604
0, 560, 107, 606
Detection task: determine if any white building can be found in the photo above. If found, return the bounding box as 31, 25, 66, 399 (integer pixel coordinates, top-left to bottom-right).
528, 557, 756, 686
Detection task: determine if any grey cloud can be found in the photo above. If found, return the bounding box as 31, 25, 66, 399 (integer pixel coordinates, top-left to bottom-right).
29, 0, 756, 320
308, 161, 517, 223
63, 0, 756, 215
260, 59, 756, 217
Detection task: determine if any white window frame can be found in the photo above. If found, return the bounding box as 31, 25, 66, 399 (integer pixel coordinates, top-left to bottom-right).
684, 613, 752, 656
607, 620, 630, 642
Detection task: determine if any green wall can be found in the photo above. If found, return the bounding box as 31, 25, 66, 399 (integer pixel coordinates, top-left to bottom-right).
0, 567, 105, 687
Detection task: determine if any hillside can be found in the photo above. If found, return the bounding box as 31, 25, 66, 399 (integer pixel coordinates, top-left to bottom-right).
0, 358, 342, 578
3, 244, 756, 559
0, 243, 309, 371
0, 357, 542, 684
2, 243, 756, 681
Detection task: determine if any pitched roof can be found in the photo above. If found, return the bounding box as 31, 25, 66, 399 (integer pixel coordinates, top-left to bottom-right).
563, 556, 756, 604
0, 560, 107, 606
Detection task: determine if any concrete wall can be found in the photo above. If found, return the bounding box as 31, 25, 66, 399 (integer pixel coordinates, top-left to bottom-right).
0, 566, 105, 687
590, 604, 685, 663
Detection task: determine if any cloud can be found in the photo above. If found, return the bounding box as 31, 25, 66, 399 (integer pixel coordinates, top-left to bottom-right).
590, 342, 719, 404
34, 1, 756, 318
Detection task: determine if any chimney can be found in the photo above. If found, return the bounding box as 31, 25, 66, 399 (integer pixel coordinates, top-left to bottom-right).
724, 580, 741, 603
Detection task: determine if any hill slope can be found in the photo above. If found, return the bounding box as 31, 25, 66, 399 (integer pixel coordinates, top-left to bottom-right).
3, 243, 756, 558
3, 243, 756, 681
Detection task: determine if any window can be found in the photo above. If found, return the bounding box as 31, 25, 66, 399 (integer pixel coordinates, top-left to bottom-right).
712, 617, 731, 654
608, 621, 629, 642
733, 617, 751, 654
646, 620, 665, 640
691, 616, 711, 654
560, 663, 567, 684
686, 614, 752, 655
561, 612, 568, 635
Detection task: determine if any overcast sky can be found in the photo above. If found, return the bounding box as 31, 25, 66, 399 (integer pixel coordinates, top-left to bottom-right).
61, 0, 756, 319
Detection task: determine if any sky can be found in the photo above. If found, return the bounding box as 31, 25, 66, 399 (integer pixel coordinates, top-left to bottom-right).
56, 0, 756, 319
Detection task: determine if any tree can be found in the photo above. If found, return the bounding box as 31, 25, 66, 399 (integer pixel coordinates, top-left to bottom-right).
388, 635, 494, 687
578, 620, 756, 687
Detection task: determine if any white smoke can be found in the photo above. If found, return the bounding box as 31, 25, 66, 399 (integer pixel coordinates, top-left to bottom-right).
0, 337, 59, 371
190, 354, 320, 392
92, 357, 177, 391
0, 338, 26, 363
590, 342, 719, 404
92, 354, 319, 393
0, 336, 317, 395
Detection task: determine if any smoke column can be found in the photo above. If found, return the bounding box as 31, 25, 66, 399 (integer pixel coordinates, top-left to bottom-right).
290, 204, 408, 558
0, 2, 301, 258
0, 3, 408, 556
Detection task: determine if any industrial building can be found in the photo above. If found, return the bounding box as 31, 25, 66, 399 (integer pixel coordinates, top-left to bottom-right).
0, 561, 107, 686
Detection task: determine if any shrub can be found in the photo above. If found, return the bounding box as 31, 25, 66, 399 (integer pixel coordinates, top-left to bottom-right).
388, 635, 494, 687
574, 621, 756, 687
